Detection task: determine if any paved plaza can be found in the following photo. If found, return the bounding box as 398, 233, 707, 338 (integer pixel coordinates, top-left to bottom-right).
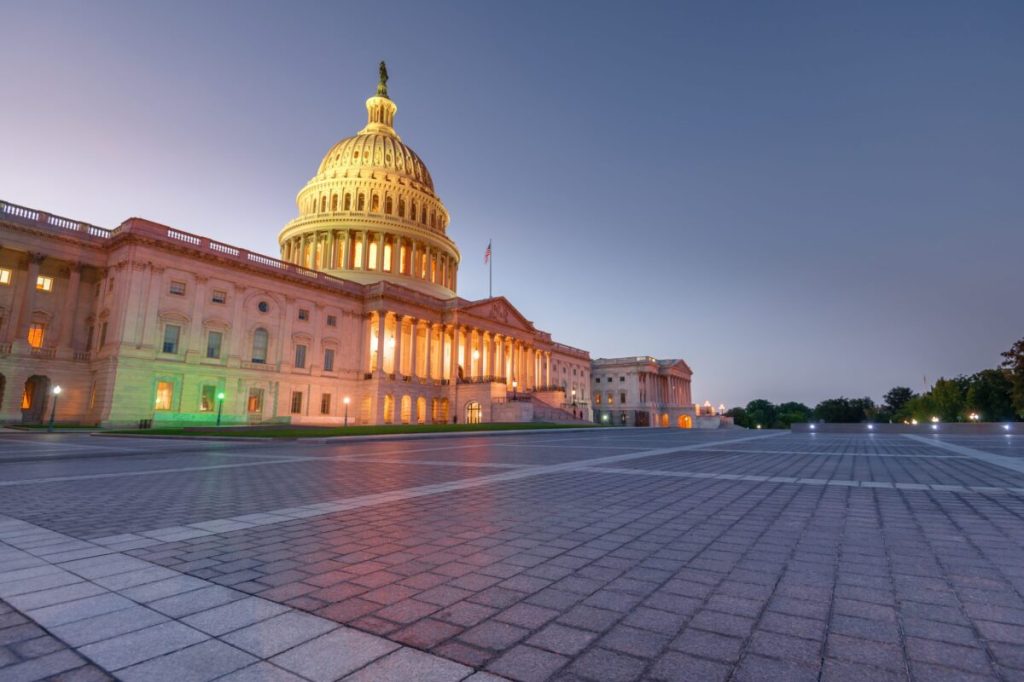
1, 428, 1023, 681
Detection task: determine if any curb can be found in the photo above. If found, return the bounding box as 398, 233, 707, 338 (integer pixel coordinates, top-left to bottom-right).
90, 426, 602, 444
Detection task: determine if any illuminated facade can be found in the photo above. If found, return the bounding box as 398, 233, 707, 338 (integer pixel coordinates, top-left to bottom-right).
0, 71, 591, 427
591, 356, 726, 429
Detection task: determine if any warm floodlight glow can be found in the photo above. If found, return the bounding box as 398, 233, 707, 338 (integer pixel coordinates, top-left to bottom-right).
387, 337, 395, 348
911, 419, 918, 425
343, 396, 351, 405
756, 424, 762, 429
969, 413, 979, 422
931, 416, 940, 423
52, 385, 62, 395
472, 350, 480, 359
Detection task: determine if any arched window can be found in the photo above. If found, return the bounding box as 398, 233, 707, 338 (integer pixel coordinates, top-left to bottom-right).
252, 328, 269, 364
465, 401, 482, 424
357, 194, 365, 211
371, 194, 380, 212
421, 208, 427, 224
398, 198, 405, 217
385, 197, 393, 214
343, 194, 352, 210
320, 196, 326, 212
331, 195, 338, 211
410, 201, 417, 220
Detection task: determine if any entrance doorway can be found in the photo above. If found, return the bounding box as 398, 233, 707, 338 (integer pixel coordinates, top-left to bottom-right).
21, 375, 51, 424
465, 400, 482, 424
677, 414, 692, 429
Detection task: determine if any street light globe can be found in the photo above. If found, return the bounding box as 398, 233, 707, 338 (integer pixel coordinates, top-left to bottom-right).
343, 396, 351, 405
472, 350, 480, 360
217, 392, 225, 400
52, 385, 62, 395
930, 416, 940, 423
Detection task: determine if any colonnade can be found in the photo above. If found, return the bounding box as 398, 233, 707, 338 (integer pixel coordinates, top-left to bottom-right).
281, 230, 456, 291
640, 371, 692, 406
364, 312, 553, 390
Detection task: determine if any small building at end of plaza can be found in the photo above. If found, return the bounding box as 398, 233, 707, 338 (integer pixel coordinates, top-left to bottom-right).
591, 356, 731, 429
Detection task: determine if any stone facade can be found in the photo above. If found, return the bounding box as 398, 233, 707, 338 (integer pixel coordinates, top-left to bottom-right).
0, 74, 591, 427
591, 356, 724, 428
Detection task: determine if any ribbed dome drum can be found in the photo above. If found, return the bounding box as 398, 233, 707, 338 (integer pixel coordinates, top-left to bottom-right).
278, 68, 459, 299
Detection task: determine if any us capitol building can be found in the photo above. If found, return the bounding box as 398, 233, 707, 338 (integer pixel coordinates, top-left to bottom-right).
0, 66, 711, 429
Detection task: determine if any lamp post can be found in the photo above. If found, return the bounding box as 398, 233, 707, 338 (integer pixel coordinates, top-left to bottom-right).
216, 391, 225, 426
48, 385, 62, 432
512, 380, 517, 400
343, 396, 350, 427
571, 388, 577, 406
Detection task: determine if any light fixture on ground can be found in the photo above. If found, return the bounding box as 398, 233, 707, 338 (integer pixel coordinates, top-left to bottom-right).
969, 413, 980, 422
343, 396, 350, 427
48, 385, 62, 433
512, 380, 518, 399
216, 391, 226, 426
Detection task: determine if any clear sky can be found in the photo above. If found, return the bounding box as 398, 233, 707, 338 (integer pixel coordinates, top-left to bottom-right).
2, 1, 1022, 408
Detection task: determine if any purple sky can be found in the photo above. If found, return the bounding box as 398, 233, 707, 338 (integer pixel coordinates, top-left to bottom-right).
2, 1, 1022, 408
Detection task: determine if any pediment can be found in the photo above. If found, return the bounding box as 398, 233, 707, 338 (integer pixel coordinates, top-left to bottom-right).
457, 296, 535, 333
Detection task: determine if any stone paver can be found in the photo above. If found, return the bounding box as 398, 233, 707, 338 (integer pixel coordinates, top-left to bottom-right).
0, 429, 1022, 680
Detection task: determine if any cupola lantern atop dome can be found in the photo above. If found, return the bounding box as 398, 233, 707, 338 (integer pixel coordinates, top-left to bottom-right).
277, 64, 460, 299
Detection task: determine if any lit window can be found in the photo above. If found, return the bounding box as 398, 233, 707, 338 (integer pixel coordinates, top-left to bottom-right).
155, 381, 174, 410
200, 385, 216, 412
211, 290, 227, 304
251, 328, 268, 363
36, 276, 53, 292
298, 309, 309, 321
27, 323, 46, 348
169, 281, 186, 296
206, 331, 223, 359
290, 391, 303, 414
320, 393, 331, 415
294, 344, 307, 368
0, 268, 12, 285
326, 315, 337, 327
324, 348, 335, 372
162, 325, 180, 354
595, 394, 602, 405
247, 388, 264, 413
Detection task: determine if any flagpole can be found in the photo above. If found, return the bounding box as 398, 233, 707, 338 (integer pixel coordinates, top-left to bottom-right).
489, 239, 493, 298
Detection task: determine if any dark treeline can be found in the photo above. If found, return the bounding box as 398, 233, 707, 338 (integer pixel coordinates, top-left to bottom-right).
728, 336, 1024, 428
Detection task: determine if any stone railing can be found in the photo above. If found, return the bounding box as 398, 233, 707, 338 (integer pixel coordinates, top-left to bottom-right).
1, 200, 115, 241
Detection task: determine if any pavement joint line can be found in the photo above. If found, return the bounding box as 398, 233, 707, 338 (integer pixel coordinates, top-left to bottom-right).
690, 447, 966, 458
0, 515, 489, 681
903, 434, 1024, 474
81, 431, 789, 551
576, 465, 1021, 495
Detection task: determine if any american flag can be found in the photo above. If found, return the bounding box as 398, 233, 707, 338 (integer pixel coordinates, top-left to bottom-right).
484, 240, 492, 264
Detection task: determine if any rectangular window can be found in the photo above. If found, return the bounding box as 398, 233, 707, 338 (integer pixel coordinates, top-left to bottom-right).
620, 392, 627, 404
86, 325, 95, 352
320, 393, 331, 415
27, 323, 46, 348
169, 281, 186, 296
247, 388, 264, 413
0, 267, 11, 285
290, 391, 303, 414
323, 348, 335, 372
36, 275, 53, 292
155, 381, 174, 410
294, 344, 307, 368
206, 331, 223, 359
200, 385, 216, 412
298, 309, 309, 321
595, 377, 600, 384
326, 315, 337, 327
162, 324, 180, 353
620, 376, 625, 382
100, 321, 108, 347
211, 290, 227, 304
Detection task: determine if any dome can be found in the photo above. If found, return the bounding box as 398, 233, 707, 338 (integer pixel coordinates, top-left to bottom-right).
278, 63, 460, 300
316, 134, 435, 194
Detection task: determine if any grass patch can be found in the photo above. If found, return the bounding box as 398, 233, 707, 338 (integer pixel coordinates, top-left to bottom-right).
104, 422, 595, 439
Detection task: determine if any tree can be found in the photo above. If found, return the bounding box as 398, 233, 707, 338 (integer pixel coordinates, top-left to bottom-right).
966, 369, 1015, 421
883, 387, 916, 414
814, 397, 857, 423
777, 402, 812, 426
1002, 337, 1024, 418
725, 406, 749, 428
931, 377, 967, 422
744, 399, 777, 429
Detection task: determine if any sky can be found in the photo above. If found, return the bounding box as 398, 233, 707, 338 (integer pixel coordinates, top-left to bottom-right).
2, 1, 1022, 408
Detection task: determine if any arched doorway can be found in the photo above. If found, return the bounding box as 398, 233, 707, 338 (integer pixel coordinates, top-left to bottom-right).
677, 414, 692, 429
659, 413, 669, 428
400, 395, 412, 424
416, 397, 427, 424
465, 401, 482, 424
21, 375, 51, 424
383, 394, 394, 424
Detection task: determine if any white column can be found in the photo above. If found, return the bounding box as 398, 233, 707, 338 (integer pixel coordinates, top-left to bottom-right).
409, 319, 419, 379
395, 315, 406, 376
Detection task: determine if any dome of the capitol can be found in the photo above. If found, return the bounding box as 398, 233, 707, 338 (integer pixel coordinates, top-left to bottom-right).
278, 62, 458, 299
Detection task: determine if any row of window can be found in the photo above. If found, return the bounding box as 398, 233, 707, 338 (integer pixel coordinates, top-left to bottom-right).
167, 282, 339, 326
594, 376, 626, 383
0, 268, 54, 292
160, 324, 335, 370
307, 192, 443, 229
594, 393, 628, 405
